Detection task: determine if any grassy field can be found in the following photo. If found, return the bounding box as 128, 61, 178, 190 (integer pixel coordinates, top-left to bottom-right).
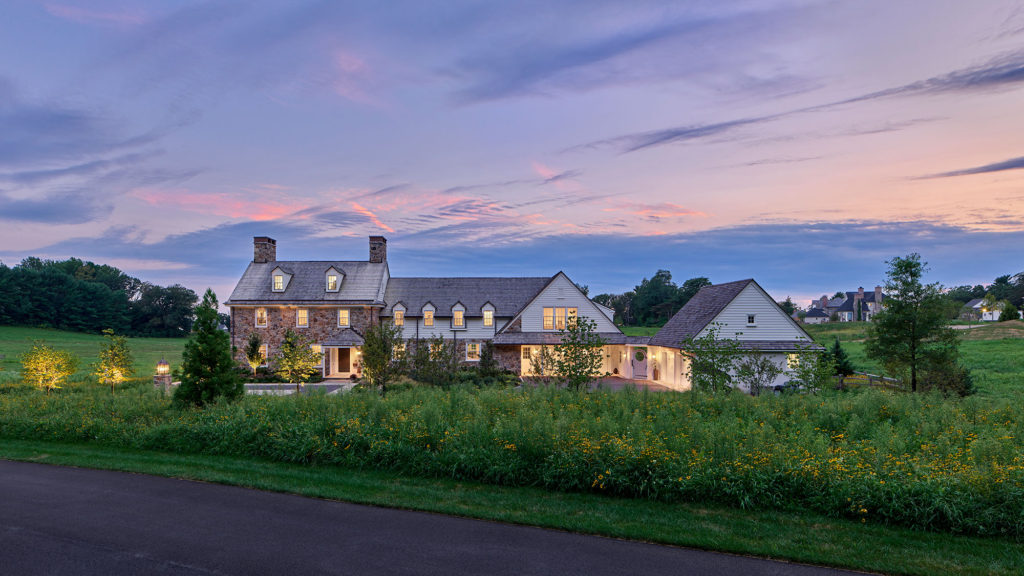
0, 326, 186, 386
804, 321, 1024, 401
620, 325, 661, 336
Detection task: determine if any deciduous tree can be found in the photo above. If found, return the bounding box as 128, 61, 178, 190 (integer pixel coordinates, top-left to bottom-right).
243, 332, 263, 374
94, 328, 134, 393
20, 341, 79, 394
553, 316, 607, 391
681, 323, 742, 394
274, 329, 323, 391
361, 321, 406, 395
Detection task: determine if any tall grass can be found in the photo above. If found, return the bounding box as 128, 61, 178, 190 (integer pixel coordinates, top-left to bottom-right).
1, 380, 1020, 540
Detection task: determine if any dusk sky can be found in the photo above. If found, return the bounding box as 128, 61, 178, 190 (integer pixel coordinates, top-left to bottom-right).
2, 0, 1024, 307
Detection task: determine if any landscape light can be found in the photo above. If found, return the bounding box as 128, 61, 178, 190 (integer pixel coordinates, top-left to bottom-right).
156, 358, 170, 375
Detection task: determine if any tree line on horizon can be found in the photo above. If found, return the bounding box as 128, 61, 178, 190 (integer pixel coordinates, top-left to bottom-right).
590, 270, 712, 327
0, 257, 199, 337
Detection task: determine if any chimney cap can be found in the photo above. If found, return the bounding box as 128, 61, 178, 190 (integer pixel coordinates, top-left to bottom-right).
254, 236, 276, 244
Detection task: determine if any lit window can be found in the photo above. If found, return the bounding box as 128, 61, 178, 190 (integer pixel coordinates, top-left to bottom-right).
522, 346, 531, 359
338, 309, 350, 327
394, 310, 404, 326
555, 307, 566, 330
273, 275, 284, 291
326, 274, 339, 291
467, 343, 480, 361
393, 342, 405, 359
747, 314, 756, 326
543, 307, 554, 330
567, 307, 578, 326
483, 310, 493, 327
311, 344, 322, 366
258, 344, 268, 365
453, 310, 464, 328
296, 309, 308, 327
255, 308, 267, 327
424, 310, 434, 327
787, 354, 800, 369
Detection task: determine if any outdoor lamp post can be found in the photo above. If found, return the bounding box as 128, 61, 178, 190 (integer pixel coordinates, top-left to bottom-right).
154, 358, 172, 393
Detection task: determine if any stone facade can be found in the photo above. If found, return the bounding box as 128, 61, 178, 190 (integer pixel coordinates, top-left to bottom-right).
494, 345, 521, 373
253, 236, 276, 263
369, 236, 387, 263
231, 306, 379, 367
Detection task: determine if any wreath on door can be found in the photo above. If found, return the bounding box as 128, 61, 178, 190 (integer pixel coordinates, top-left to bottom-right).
634, 349, 646, 361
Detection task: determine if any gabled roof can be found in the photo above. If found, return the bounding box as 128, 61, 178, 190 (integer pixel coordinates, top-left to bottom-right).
226, 261, 388, 304
805, 308, 829, 318
835, 298, 871, 313
648, 279, 753, 347
382, 277, 550, 318
965, 298, 984, 309
322, 328, 365, 347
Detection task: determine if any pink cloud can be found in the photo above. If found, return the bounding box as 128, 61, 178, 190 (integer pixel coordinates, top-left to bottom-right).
603, 202, 707, 221
45, 3, 147, 27
350, 201, 395, 233
132, 189, 308, 221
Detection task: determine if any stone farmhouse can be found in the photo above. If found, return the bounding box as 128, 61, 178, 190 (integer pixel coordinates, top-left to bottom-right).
226, 236, 815, 391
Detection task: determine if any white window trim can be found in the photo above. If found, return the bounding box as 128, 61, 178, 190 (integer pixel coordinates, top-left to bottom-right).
258, 344, 269, 366
272, 275, 285, 292
311, 344, 323, 367
394, 309, 405, 326
296, 308, 309, 328
338, 309, 350, 327
483, 309, 493, 327
747, 314, 757, 327
452, 310, 465, 329
326, 274, 340, 292
466, 342, 480, 361
255, 308, 268, 328
424, 310, 434, 327
543, 307, 554, 330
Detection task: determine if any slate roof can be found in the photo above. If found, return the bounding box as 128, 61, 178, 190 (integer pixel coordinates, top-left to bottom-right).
491, 332, 644, 345
648, 279, 753, 347
322, 329, 365, 347
805, 308, 829, 318
835, 298, 871, 313
225, 261, 388, 305
735, 340, 822, 351
382, 277, 550, 318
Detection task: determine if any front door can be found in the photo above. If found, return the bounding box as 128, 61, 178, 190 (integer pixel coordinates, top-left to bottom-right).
336, 347, 350, 374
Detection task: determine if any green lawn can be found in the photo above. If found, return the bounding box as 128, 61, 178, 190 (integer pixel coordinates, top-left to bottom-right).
0, 326, 186, 386
619, 325, 661, 337
804, 321, 1024, 401
2, 439, 1021, 576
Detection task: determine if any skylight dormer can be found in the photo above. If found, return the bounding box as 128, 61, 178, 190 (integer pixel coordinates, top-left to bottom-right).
325, 266, 344, 293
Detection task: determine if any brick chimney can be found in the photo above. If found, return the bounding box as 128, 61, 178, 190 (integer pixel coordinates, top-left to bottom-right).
369, 236, 387, 263
253, 236, 276, 263
857, 286, 865, 299
820, 295, 828, 309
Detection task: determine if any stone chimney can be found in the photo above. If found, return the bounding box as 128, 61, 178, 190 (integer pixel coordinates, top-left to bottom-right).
253, 236, 276, 263
857, 286, 865, 299
874, 285, 883, 302
369, 236, 387, 263
820, 295, 828, 309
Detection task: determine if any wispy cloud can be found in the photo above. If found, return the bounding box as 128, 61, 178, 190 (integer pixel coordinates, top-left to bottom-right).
350, 201, 395, 233
919, 155, 1024, 179
604, 202, 706, 222
131, 189, 309, 221
45, 3, 148, 27
0, 190, 112, 224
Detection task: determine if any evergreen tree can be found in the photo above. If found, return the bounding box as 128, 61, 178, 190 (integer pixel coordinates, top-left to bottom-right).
478, 340, 499, 378
173, 289, 242, 407
829, 338, 855, 376
999, 302, 1019, 322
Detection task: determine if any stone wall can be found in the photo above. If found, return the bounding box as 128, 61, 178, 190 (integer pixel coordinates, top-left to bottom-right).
231, 306, 378, 367
494, 345, 521, 373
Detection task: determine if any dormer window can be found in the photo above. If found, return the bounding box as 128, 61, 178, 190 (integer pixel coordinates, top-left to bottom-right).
273, 275, 284, 291
394, 310, 404, 326
483, 310, 493, 327
424, 310, 434, 327
325, 267, 343, 292
255, 308, 268, 327
453, 310, 464, 328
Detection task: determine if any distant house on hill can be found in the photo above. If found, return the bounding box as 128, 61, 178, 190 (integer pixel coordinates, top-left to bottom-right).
805, 286, 885, 323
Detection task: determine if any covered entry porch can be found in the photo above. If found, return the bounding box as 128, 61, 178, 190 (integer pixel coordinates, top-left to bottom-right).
321, 328, 364, 379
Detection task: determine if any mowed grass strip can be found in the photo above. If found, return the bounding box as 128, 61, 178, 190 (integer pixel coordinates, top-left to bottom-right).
0, 326, 186, 385
2, 439, 1021, 576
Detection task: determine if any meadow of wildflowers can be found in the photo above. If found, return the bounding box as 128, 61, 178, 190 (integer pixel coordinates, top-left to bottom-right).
1, 381, 1020, 539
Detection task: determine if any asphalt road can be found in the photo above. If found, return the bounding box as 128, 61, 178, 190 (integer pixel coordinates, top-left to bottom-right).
0, 460, 865, 576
